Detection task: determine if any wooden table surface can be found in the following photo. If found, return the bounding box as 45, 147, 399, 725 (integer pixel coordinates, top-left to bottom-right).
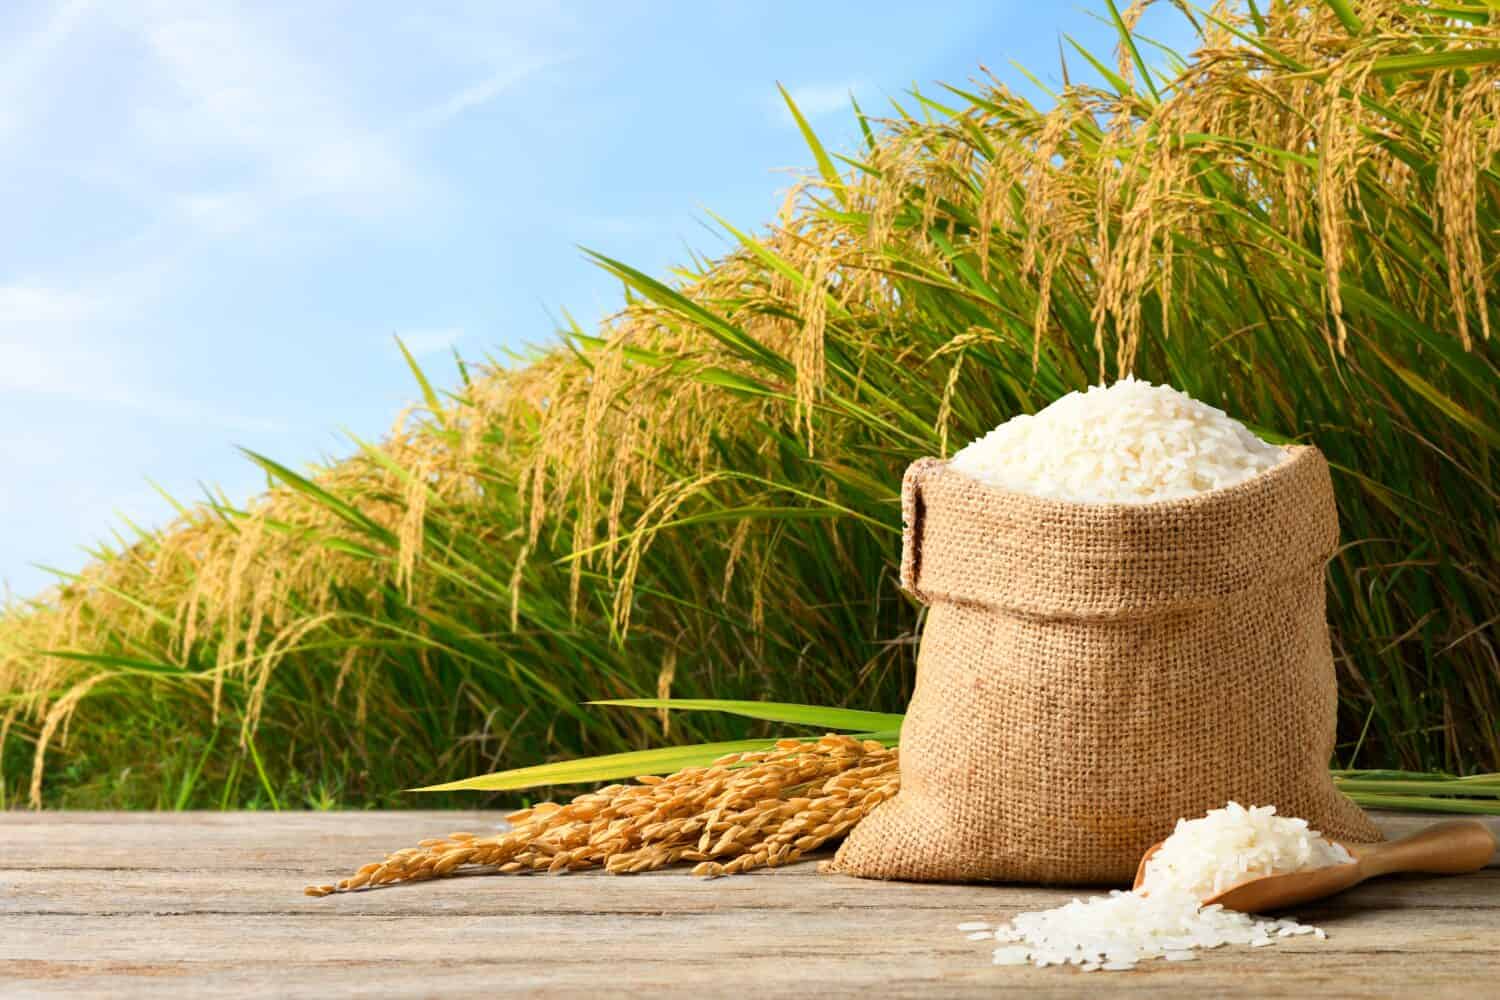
1, 810, 1495, 998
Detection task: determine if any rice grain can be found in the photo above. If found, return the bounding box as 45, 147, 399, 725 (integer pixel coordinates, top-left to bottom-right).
306, 734, 896, 895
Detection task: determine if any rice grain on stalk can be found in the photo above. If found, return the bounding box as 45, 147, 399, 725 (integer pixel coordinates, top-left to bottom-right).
305, 734, 896, 896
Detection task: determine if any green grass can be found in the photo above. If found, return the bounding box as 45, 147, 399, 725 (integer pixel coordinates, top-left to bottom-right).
2, 0, 1497, 809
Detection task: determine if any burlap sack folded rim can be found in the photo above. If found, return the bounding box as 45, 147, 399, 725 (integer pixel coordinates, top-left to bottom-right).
901, 445, 1337, 619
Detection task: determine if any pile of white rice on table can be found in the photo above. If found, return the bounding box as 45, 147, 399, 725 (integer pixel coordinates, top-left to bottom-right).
949, 376, 1286, 503
955, 803, 1352, 973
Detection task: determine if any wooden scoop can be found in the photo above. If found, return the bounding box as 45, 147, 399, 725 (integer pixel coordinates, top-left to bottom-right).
1132, 819, 1497, 913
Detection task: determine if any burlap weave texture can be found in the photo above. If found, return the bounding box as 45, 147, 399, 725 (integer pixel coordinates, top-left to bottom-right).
833, 445, 1380, 884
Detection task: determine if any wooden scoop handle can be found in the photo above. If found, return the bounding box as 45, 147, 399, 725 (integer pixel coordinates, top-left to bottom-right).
1358, 820, 1497, 879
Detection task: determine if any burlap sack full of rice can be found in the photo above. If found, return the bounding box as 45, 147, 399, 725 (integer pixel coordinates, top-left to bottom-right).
833, 417, 1380, 884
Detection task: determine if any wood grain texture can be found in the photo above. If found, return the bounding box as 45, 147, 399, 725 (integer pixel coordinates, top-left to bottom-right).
1, 811, 1495, 998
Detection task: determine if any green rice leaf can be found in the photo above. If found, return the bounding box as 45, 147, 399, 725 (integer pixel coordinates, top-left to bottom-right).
778, 82, 847, 209
850, 92, 877, 151
238, 449, 398, 546
583, 250, 793, 376
1372, 47, 1500, 75
1340, 792, 1500, 815
1105, 0, 1161, 100
1364, 342, 1500, 449
1331, 778, 1500, 796
1065, 34, 1132, 95
31, 649, 191, 677
394, 335, 446, 425
410, 739, 784, 792
1321, 0, 1364, 35
590, 698, 905, 733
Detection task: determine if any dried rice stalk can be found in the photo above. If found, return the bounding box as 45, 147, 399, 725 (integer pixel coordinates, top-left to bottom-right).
305, 734, 897, 896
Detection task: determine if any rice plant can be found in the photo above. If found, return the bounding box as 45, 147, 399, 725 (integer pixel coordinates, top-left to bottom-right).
1, 0, 1496, 808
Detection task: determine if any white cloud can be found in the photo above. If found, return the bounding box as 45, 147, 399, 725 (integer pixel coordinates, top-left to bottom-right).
0, 4, 580, 436
395, 328, 464, 358
174, 191, 260, 235
0, 0, 93, 142
123, 5, 431, 231
105, 7, 569, 238
412, 56, 567, 131
571, 214, 669, 238
6, 3, 575, 243
0, 282, 96, 328
0, 280, 285, 433
773, 80, 866, 124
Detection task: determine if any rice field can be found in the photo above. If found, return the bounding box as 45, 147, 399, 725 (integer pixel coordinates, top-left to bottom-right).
1, 0, 1496, 809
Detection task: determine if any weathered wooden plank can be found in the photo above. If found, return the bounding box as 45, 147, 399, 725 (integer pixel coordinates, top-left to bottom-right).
3, 864, 1498, 917
0, 810, 1495, 999
2, 809, 1492, 870
4, 952, 1492, 1000
3, 902, 1499, 993
2, 907, 1498, 998
0, 810, 503, 871
6, 890, 1500, 949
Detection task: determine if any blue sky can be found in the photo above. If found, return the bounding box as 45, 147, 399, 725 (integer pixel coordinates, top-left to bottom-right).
1, 1, 1191, 598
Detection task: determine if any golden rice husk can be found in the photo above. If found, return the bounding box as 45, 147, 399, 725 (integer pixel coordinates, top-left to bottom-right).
305, 734, 897, 896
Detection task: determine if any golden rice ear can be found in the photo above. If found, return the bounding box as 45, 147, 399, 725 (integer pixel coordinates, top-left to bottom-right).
793, 253, 831, 453
29, 673, 111, 807
1437, 72, 1496, 351
305, 737, 899, 895
394, 455, 434, 600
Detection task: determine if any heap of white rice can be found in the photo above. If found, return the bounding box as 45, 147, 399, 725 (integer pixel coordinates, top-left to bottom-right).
948, 376, 1287, 503
1142, 801, 1353, 900
957, 803, 1350, 973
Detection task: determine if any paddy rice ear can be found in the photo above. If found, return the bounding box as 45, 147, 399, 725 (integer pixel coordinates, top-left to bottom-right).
309, 735, 899, 894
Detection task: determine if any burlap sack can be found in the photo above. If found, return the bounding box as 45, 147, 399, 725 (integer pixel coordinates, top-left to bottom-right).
833, 445, 1380, 884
